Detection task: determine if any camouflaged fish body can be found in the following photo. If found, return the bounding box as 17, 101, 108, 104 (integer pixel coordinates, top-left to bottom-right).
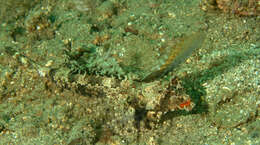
142, 31, 206, 82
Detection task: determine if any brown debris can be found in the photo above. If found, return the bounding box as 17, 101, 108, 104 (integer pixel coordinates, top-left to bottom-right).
202, 0, 260, 16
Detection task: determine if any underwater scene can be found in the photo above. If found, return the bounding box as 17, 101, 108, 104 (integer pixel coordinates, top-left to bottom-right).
0, 0, 259, 144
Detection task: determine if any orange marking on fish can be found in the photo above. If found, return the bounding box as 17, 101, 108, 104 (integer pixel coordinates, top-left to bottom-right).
179, 99, 191, 109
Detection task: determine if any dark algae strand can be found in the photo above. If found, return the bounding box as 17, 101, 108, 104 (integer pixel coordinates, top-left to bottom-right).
142, 31, 207, 82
